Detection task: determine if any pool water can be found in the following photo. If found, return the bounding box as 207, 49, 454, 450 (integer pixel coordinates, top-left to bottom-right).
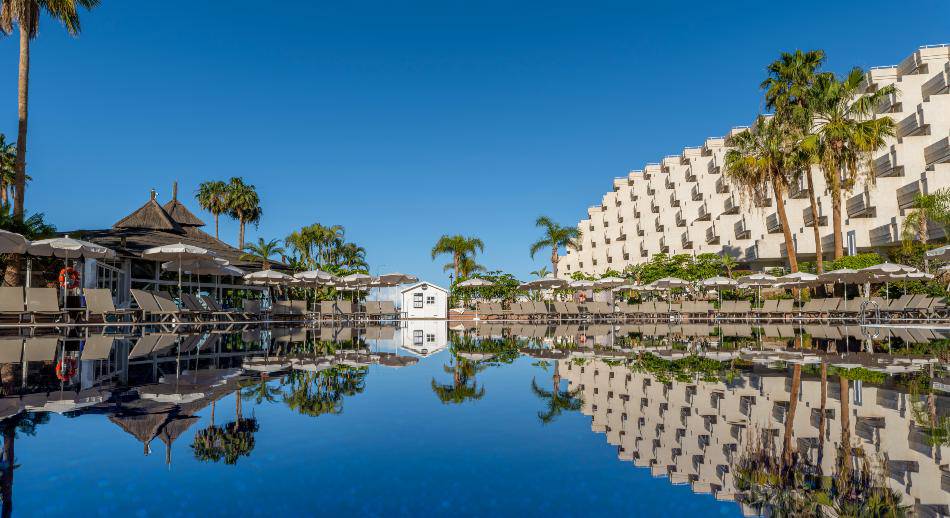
0, 323, 946, 516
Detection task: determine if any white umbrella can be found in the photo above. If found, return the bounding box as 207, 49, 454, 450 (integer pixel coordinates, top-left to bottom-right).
651, 277, 692, 290
295, 269, 338, 284
594, 276, 626, 290
342, 273, 373, 286
775, 272, 820, 287
926, 245, 950, 262
568, 279, 596, 289
162, 257, 233, 298
28, 235, 116, 306
737, 273, 777, 307
377, 272, 417, 286
143, 243, 216, 298
701, 276, 738, 306
860, 263, 917, 276
457, 278, 494, 288
521, 275, 568, 290
611, 283, 642, 292
244, 270, 296, 285
0, 229, 28, 254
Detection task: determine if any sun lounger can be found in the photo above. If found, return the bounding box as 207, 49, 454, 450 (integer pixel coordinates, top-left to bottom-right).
80, 334, 116, 361
291, 300, 308, 317
130, 290, 173, 322
200, 295, 246, 321
23, 336, 58, 362
84, 288, 137, 322
243, 299, 262, 319
755, 299, 779, 316
25, 287, 69, 323
153, 291, 200, 321
775, 299, 794, 315
379, 301, 397, 320
336, 301, 355, 320
0, 286, 28, 323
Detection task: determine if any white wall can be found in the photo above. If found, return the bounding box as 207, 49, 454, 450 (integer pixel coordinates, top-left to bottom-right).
398, 320, 449, 356
400, 283, 448, 319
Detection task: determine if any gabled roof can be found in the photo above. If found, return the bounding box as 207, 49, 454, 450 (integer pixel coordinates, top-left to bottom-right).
162, 199, 205, 227
400, 281, 448, 294
113, 192, 182, 232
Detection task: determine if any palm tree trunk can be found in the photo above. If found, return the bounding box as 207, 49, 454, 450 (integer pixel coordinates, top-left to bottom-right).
453, 253, 460, 280
550, 247, 559, 278
805, 170, 824, 273
214, 214, 220, 240
238, 220, 245, 250
818, 361, 827, 468
838, 375, 851, 480
1, 426, 13, 518
235, 389, 242, 421
13, 24, 29, 223
783, 364, 801, 466
831, 170, 844, 259
772, 179, 799, 272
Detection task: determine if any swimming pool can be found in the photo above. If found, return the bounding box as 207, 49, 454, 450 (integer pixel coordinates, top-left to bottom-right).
0, 322, 944, 516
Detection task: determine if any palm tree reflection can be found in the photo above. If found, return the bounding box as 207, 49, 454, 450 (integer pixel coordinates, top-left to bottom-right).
191, 390, 259, 465
530, 361, 582, 424
281, 365, 368, 417
0, 412, 48, 518
431, 353, 487, 405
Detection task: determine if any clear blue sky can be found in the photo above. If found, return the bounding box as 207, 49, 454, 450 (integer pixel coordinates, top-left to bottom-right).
1, 0, 948, 284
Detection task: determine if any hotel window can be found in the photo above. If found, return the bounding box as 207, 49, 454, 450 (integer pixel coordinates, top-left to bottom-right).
413, 293, 423, 309
426, 334, 435, 342
426, 296, 435, 305
413, 330, 423, 345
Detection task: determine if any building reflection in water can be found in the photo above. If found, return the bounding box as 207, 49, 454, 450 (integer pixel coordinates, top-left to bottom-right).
0, 323, 943, 516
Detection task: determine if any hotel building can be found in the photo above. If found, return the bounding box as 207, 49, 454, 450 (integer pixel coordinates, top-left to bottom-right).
559, 45, 950, 277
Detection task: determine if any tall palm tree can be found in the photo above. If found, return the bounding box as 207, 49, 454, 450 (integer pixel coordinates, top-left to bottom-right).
724, 116, 799, 272
804, 69, 897, 259
225, 177, 261, 249
782, 364, 801, 466
431, 235, 484, 280
195, 180, 229, 240
0, 135, 15, 211
335, 242, 368, 272
529, 216, 580, 278
763, 49, 827, 272
530, 266, 550, 278
241, 238, 285, 270
838, 375, 852, 481
903, 189, 950, 244
448, 256, 484, 279
1, 0, 99, 224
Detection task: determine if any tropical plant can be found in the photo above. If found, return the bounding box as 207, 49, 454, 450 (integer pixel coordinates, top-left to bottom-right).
431, 354, 487, 405
1, 0, 99, 223
804, 68, 897, 259
763, 49, 828, 273
530, 266, 550, 278
0, 210, 54, 286
902, 188, 950, 246
0, 134, 16, 211
529, 216, 580, 278
241, 238, 285, 270
530, 361, 582, 424
721, 254, 738, 279
431, 234, 484, 280
448, 255, 484, 279
225, 177, 261, 249
195, 180, 229, 240
332, 241, 368, 272
724, 115, 799, 272
285, 223, 345, 268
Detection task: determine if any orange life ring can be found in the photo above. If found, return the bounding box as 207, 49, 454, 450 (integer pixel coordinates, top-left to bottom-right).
56, 358, 76, 381
578, 334, 588, 345
58, 267, 80, 290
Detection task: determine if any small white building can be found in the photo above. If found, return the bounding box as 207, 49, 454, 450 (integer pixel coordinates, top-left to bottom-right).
399, 320, 449, 357
400, 282, 448, 319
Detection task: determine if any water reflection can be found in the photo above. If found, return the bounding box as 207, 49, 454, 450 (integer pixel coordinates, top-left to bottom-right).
0, 322, 943, 515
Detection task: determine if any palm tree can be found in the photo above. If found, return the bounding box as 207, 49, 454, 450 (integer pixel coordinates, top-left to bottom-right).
720, 255, 738, 278
241, 238, 285, 270
431, 235, 484, 280
530, 266, 550, 278
0, 135, 15, 211
448, 256, 484, 279
334, 242, 368, 272
195, 180, 229, 240
1, 0, 99, 224
529, 216, 581, 278
763, 50, 827, 272
782, 364, 801, 466
804, 68, 897, 259
838, 375, 852, 481
431, 353, 487, 405
903, 189, 950, 244
724, 116, 799, 272
225, 177, 261, 249
530, 362, 582, 424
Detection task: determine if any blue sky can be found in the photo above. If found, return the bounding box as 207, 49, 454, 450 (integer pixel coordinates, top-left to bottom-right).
1, 0, 947, 284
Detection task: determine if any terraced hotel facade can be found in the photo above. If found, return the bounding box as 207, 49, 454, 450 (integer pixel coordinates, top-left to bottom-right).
559, 45, 950, 277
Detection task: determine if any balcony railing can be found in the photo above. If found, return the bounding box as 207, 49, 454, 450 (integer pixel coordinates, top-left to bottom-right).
705, 225, 719, 245
847, 190, 876, 218
685, 167, 697, 183
896, 106, 927, 138
681, 232, 693, 249
675, 210, 686, 227
869, 222, 896, 246
802, 205, 828, 227
925, 137, 950, 166
655, 218, 664, 232
875, 90, 901, 113
696, 204, 711, 221
921, 62, 949, 101
715, 177, 730, 194
707, 157, 721, 175
651, 201, 660, 214
691, 184, 702, 201
733, 218, 750, 240
745, 244, 758, 261
665, 177, 675, 190
766, 213, 782, 233
659, 237, 669, 254
647, 186, 655, 196
636, 223, 644, 237
670, 193, 680, 207
789, 176, 808, 198
897, 181, 921, 210
872, 149, 904, 178
723, 196, 740, 215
